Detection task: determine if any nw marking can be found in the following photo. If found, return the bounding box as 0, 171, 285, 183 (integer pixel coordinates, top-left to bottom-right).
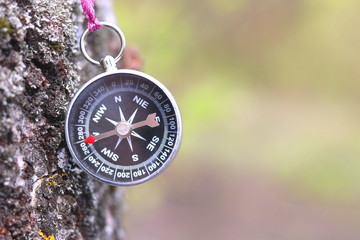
92, 104, 107, 123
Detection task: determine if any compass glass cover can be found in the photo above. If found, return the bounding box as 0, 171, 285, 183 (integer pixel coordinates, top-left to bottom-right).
65, 70, 181, 186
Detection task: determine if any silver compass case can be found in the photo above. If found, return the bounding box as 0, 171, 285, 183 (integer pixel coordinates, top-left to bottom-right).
65, 22, 182, 186
65, 69, 182, 186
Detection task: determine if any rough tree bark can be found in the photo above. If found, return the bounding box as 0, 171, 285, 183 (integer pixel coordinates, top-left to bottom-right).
0, 0, 138, 239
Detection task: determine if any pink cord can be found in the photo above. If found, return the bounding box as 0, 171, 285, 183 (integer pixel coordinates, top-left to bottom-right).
81, 0, 102, 31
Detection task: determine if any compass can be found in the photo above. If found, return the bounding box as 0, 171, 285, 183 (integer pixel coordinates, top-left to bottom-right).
65, 23, 182, 186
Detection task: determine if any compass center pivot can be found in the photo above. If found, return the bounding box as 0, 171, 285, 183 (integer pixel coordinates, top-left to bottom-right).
116, 122, 132, 137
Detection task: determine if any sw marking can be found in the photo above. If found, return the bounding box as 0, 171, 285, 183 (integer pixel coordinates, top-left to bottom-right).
100, 147, 119, 161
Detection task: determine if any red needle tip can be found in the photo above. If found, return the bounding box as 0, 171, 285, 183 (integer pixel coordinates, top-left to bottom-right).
84, 135, 95, 144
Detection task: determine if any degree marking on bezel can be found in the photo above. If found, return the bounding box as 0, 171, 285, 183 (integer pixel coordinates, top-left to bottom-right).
149, 85, 156, 95
164, 145, 173, 150
102, 79, 110, 92
135, 78, 140, 90
96, 162, 104, 173
89, 92, 97, 100
80, 107, 89, 113
130, 168, 134, 181
83, 152, 95, 161
159, 98, 168, 105
74, 139, 85, 144
144, 163, 150, 175
113, 167, 118, 181
156, 157, 164, 164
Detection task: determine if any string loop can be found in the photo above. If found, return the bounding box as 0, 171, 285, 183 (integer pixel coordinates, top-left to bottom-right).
80, 22, 126, 65
81, 0, 102, 32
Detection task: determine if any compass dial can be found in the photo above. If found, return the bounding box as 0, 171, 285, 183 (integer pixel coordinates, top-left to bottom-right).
65, 70, 182, 186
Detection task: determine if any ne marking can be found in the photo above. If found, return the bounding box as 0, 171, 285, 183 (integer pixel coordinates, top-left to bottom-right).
133, 95, 149, 109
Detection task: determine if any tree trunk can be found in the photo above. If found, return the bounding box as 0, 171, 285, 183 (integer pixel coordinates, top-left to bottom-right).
0, 0, 127, 239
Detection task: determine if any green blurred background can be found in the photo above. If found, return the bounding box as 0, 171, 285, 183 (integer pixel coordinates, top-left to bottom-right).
114, 0, 360, 239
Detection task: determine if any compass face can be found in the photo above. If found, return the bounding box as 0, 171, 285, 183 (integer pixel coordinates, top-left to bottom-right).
65, 70, 182, 186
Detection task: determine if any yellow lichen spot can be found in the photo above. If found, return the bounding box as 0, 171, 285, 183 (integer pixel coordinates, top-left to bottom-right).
38, 230, 55, 240
45, 175, 59, 186
45, 180, 57, 186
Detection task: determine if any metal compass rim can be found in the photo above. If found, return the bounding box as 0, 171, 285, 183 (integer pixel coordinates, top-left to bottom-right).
65, 69, 182, 186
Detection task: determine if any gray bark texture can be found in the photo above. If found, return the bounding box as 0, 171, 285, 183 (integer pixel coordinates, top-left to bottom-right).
0, 0, 133, 239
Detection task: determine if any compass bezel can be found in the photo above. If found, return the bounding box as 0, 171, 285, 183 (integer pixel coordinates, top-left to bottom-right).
65, 69, 182, 186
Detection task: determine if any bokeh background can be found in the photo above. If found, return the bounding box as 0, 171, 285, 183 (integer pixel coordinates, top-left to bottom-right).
114, 0, 360, 239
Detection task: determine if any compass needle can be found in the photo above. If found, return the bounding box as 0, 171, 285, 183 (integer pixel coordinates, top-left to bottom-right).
84, 135, 95, 144
86, 129, 118, 144
131, 113, 160, 129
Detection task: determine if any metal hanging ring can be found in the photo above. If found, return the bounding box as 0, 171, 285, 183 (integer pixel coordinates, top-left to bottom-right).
80, 22, 126, 66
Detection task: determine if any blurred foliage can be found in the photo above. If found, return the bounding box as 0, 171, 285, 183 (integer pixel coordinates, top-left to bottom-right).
114, 0, 360, 239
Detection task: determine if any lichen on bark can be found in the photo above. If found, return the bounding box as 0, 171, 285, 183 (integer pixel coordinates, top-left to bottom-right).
0, 0, 125, 239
